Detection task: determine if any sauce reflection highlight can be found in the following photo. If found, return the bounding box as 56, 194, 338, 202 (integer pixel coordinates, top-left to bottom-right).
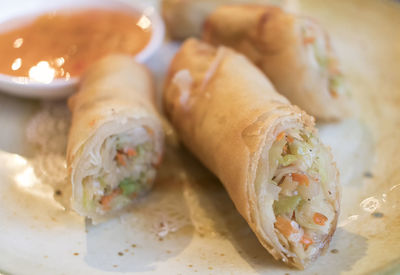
0, 9, 152, 83
28, 61, 56, 84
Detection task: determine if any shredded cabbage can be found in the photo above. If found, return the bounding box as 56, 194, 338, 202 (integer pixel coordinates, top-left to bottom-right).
82, 180, 96, 211
311, 156, 327, 185
81, 127, 156, 213
295, 197, 334, 234
109, 195, 131, 211
330, 75, 342, 90
329, 74, 349, 96
98, 176, 107, 188
289, 140, 315, 168
314, 44, 328, 68
273, 195, 302, 216
266, 183, 281, 201
279, 154, 298, 166
269, 138, 287, 176
265, 127, 336, 261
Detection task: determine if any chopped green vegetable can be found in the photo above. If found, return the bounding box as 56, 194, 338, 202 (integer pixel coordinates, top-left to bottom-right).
289, 140, 311, 156
273, 195, 302, 216
289, 140, 314, 168
313, 43, 328, 68
330, 74, 350, 96
119, 177, 140, 196
82, 177, 95, 211
279, 154, 298, 166
82, 187, 90, 209
98, 177, 107, 188
330, 75, 342, 89
310, 156, 327, 185
317, 55, 328, 68
269, 138, 287, 174
116, 137, 122, 150
137, 143, 152, 156
300, 132, 311, 143
137, 145, 145, 156
313, 43, 330, 69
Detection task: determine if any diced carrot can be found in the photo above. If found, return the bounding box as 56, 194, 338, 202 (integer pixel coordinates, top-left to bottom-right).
313, 212, 328, 226
300, 234, 314, 250
330, 89, 339, 98
276, 132, 285, 141
100, 188, 122, 211
126, 148, 137, 157
287, 135, 294, 143
116, 153, 126, 166
275, 216, 298, 238
292, 173, 309, 186
89, 119, 96, 127
144, 125, 154, 136
303, 36, 315, 44
330, 67, 340, 76
328, 59, 339, 74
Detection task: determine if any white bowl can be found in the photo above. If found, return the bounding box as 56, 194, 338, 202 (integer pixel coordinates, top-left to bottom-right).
0, 0, 165, 99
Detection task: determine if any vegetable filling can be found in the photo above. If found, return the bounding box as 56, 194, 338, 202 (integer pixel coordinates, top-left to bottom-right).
301, 20, 347, 98
268, 129, 336, 259
82, 126, 160, 213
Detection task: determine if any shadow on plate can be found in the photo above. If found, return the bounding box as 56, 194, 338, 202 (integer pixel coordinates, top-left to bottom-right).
83, 145, 195, 272
177, 148, 287, 271
317, 118, 374, 187
178, 147, 368, 274
0, 93, 39, 157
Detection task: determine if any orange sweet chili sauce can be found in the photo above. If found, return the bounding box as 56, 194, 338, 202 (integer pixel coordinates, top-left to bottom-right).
0, 9, 152, 83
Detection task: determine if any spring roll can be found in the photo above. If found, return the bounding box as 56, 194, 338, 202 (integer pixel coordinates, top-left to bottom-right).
67, 55, 164, 221
163, 39, 340, 268
203, 5, 351, 120
162, 0, 285, 40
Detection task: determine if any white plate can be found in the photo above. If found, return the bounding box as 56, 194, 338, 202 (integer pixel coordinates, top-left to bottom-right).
1, 0, 400, 274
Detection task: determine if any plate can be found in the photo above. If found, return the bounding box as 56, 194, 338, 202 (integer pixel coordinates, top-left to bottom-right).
1, 0, 400, 274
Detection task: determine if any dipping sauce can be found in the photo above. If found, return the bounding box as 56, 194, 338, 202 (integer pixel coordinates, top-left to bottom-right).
0, 9, 152, 83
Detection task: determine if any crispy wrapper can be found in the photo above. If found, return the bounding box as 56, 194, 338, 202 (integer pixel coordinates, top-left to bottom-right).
67, 55, 164, 222
163, 39, 340, 268
162, 0, 285, 40
203, 5, 352, 120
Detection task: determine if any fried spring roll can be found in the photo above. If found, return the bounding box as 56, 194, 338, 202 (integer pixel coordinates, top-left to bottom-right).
67, 55, 164, 221
163, 39, 340, 268
162, 0, 285, 40
203, 5, 351, 120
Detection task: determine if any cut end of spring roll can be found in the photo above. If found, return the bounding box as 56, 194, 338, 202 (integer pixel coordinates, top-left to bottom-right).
164, 39, 340, 269
203, 4, 352, 121
67, 55, 164, 222
256, 127, 339, 268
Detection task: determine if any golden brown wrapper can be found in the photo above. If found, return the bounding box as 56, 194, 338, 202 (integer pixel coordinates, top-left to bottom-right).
163, 39, 339, 268
162, 0, 283, 40
67, 55, 164, 221
203, 4, 352, 120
